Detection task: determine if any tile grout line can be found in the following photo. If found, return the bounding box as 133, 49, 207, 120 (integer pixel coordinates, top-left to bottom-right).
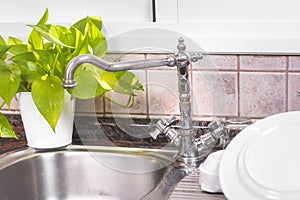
190, 63, 194, 118
102, 96, 106, 117
144, 53, 150, 118
286, 56, 289, 112
237, 55, 241, 116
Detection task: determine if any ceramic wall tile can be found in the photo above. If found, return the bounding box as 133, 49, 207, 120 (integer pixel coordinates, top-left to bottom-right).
192, 71, 238, 117
240, 55, 286, 71
103, 53, 145, 63
75, 97, 104, 114
288, 73, 300, 111
193, 55, 238, 71
0, 97, 19, 110
147, 70, 180, 116
240, 72, 286, 118
289, 56, 300, 71
0, 53, 296, 121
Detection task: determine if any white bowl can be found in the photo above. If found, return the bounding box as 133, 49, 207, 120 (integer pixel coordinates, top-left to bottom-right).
199, 150, 225, 193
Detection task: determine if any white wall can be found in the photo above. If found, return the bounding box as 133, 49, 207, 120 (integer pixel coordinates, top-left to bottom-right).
177, 0, 300, 22
1, 0, 300, 54
0, 0, 152, 23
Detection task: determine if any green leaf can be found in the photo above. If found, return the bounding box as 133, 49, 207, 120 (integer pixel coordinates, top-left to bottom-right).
8, 37, 23, 45
28, 30, 43, 50
0, 60, 6, 67
71, 16, 107, 57
76, 61, 104, 78
114, 71, 144, 93
72, 18, 89, 35
28, 8, 49, 51
98, 71, 143, 95
13, 51, 54, 76
31, 75, 64, 131
79, 65, 143, 95
7, 35, 26, 55
0, 113, 18, 139
37, 8, 49, 25
71, 65, 106, 99
89, 16, 103, 31
70, 28, 89, 58
32, 50, 54, 73
0, 67, 21, 108
98, 71, 118, 91
52, 46, 67, 79
12, 52, 48, 86
18, 62, 45, 87
86, 17, 106, 57
44, 42, 53, 50
88, 30, 107, 57
72, 16, 102, 35
8, 44, 28, 55
0, 45, 10, 59
0, 36, 5, 45
11, 52, 37, 63
30, 24, 75, 48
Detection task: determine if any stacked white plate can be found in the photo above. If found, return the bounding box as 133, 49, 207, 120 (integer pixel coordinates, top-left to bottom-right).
219, 111, 300, 200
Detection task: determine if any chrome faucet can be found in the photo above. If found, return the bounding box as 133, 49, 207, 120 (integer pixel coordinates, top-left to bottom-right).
63, 38, 225, 168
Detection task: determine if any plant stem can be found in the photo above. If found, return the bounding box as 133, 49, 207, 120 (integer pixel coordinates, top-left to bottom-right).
0, 101, 5, 109
103, 94, 135, 109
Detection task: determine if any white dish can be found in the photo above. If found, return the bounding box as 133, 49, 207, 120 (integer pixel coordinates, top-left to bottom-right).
219, 111, 300, 200
199, 150, 224, 193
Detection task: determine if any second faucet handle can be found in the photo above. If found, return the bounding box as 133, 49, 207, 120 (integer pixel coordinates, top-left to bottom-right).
190, 53, 203, 63
149, 116, 179, 139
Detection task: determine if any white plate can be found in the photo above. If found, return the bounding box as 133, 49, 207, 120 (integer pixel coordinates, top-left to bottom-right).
219, 111, 300, 200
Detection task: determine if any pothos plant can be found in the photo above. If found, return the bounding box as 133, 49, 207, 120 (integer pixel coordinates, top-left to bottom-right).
0, 9, 143, 139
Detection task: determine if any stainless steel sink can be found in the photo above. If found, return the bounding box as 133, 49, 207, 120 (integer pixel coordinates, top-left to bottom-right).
0, 145, 178, 200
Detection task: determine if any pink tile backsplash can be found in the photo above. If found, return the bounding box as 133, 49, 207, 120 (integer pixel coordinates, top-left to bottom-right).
240, 55, 286, 71
76, 97, 104, 114
240, 72, 286, 118
193, 55, 238, 71
103, 53, 145, 63
147, 70, 180, 116
289, 56, 300, 71
288, 73, 300, 111
0, 97, 19, 110
2, 54, 300, 120
192, 71, 238, 116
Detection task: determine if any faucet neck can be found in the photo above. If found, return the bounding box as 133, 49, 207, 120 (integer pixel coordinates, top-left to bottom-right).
175, 38, 199, 161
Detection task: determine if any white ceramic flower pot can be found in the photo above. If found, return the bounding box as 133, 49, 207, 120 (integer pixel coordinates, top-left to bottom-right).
18, 91, 75, 149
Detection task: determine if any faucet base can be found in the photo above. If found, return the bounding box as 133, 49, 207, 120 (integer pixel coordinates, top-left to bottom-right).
175, 155, 203, 172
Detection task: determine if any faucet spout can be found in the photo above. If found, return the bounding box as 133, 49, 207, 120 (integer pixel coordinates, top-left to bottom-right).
62, 54, 176, 89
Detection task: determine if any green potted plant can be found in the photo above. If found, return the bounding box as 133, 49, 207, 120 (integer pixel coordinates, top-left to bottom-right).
0, 9, 143, 148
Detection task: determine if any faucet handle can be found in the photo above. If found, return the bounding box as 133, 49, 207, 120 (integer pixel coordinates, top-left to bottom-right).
149, 116, 179, 139
190, 53, 203, 63
207, 120, 224, 139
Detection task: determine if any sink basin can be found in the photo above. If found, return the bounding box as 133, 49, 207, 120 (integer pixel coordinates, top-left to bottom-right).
0, 145, 178, 200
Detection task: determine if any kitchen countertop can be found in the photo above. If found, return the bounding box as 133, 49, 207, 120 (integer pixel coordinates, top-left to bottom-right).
0, 114, 173, 154
0, 114, 227, 200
